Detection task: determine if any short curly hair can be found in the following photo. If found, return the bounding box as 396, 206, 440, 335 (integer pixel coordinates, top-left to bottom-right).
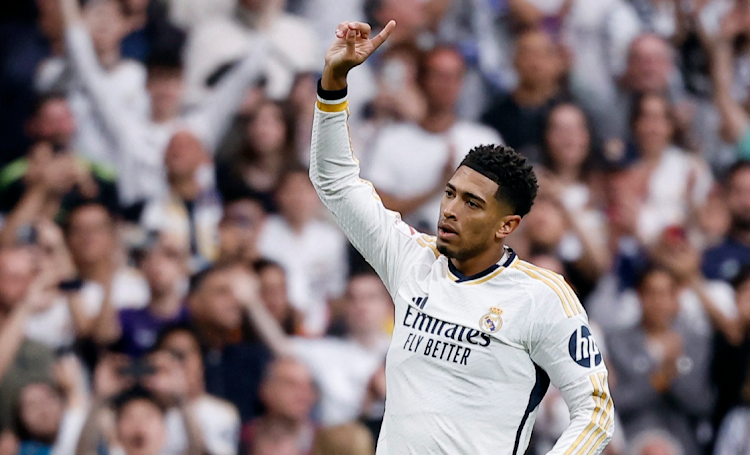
459, 144, 538, 217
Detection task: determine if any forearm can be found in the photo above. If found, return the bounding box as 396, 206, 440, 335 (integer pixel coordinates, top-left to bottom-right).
691, 279, 743, 344
67, 293, 95, 339
74, 400, 108, 455
0, 306, 32, 382
179, 401, 206, 455
0, 185, 49, 247
243, 300, 293, 358
711, 42, 749, 143
90, 288, 121, 346
548, 372, 615, 455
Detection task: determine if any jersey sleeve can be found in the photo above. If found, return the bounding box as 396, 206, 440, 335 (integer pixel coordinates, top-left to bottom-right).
527, 281, 615, 455
309, 82, 436, 295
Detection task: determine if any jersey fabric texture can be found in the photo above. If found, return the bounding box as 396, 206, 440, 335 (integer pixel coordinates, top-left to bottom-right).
310, 82, 615, 455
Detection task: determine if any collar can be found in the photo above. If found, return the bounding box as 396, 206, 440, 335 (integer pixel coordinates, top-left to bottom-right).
447, 247, 517, 284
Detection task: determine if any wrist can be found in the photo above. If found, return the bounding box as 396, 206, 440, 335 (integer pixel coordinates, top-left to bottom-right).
321, 66, 349, 91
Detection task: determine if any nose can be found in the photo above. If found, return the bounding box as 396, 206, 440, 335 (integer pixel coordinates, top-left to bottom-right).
442, 198, 458, 220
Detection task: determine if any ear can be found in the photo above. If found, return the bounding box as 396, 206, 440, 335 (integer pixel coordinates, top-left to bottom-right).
495, 215, 521, 240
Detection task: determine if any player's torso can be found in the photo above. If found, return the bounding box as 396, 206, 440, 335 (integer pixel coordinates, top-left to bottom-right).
379, 256, 544, 454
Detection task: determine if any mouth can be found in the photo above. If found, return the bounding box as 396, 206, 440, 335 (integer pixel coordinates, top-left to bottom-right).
437, 222, 458, 240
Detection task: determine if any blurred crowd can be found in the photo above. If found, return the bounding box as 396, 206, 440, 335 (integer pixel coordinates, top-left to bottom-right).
0, 0, 750, 454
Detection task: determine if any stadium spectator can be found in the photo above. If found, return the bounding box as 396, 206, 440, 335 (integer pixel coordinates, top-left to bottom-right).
216, 100, 298, 212
627, 93, 714, 244
0, 95, 119, 218
481, 28, 567, 158
154, 325, 241, 455
245, 272, 391, 427
95, 233, 191, 356
217, 196, 267, 266
627, 430, 685, 455
365, 45, 501, 233
184, 0, 318, 102
187, 263, 271, 423
253, 259, 303, 336
712, 267, 750, 431
0, 248, 57, 430
240, 357, 317, 454
365, 0, 431, 49
57, 0, 266, 210
607, 265, 713, 455
257, 169, 348, 335
703, 161, 750, 282
140, 131, 222, 268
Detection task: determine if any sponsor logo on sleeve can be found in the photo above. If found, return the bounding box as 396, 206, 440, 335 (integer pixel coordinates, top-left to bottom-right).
568, 326, 601, 368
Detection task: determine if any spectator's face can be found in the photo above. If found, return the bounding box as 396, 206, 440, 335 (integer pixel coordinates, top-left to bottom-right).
84, 0, 128, 56
252, 434, 301, 455
625, 35, 672, 93
276, 173, 320, 228
31, 99, 76, 147
66, 204, 116, 268
247, 102, 288, 157
259, 265, 290, 322
116, 400, 166, 455
141, 237, 188, 296
0, 248, 36, 309
260, 359, 316, 422
422, 49, 465, 111
191, 269, 243, 331
638, 270, 679, 330
18, 383, 63, 442
160, 331, 204, 396
345, 275, 392, 336
122, 0, 150, 15
218, 200, 265, 262
147, 70, 184, 121
437, 166, 519, 261
514, 31, 560, 89
727, 168, 750, 229
634, 95, 673, 156
545, 105, 590, 170
523, 199, 566, 249
164, 131, 208, 180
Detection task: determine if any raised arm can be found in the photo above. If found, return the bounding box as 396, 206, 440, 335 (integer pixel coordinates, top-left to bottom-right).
182, 42, 268, 153
311, 21, 438, 294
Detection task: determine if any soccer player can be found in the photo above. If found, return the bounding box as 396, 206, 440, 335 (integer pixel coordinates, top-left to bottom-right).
310, 20, 614, 454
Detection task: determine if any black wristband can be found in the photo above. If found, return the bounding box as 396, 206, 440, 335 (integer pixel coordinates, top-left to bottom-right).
317, 79, 348, 101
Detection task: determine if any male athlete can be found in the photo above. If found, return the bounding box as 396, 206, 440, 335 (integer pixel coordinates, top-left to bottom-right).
310, 20, 614, 454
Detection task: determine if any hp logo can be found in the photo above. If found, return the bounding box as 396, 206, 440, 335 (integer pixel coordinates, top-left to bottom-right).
568, 326, 602, 368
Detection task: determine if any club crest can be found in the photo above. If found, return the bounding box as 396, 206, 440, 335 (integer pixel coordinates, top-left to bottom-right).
479, 307, 503, 334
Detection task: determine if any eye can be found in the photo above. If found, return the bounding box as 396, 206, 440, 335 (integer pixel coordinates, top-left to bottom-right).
467, 200, 479, 208
445, 188, 455, 198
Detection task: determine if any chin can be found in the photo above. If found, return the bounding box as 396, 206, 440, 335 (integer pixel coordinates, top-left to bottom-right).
436, 242, 455, 259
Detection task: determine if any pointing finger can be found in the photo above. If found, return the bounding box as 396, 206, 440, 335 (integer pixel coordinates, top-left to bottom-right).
370, 20, 396, 51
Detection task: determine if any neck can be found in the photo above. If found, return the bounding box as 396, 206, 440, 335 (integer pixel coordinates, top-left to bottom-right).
285, 216, 307, 234
97, 49, 121, 70
420, 109, 455, 133
642, 321, 668, 336
513, 82, 559, 107
170, 175, 201, 201
264, 414, 306, 431
553, 165, 581, 184
449, 246, 506, 277
195, 322, 229, 350
149, 290, 182, 318
640, 144, 667, 163
151, 108, 176, 124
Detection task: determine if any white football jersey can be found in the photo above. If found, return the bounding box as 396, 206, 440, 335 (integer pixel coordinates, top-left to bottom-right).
310, 86, 614, 455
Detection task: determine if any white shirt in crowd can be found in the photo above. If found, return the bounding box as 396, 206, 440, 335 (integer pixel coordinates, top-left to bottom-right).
291, 336, 389, 427
184, 8, 319, 103
164, 395, 241, 455
638, 146, 714, 245
257, 215, 348, 335
364, 121, 502, 234
24, 268, 149, 348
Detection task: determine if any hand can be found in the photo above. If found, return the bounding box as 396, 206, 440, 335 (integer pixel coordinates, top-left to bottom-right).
323, 20, 396, 90
230, 268, 262, 308
94, 354, 134, 398
660, 331, 684, 365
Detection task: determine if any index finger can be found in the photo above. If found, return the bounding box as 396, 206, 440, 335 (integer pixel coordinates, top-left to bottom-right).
370, 20, 396, 51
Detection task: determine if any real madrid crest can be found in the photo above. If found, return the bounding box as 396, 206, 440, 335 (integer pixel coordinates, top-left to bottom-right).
479, 307, 503, 334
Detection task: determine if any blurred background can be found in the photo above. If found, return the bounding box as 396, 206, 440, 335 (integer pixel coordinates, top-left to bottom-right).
0, 0, 749, 454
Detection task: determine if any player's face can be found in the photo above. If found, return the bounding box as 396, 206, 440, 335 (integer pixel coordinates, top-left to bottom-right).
436, 166, 518, 262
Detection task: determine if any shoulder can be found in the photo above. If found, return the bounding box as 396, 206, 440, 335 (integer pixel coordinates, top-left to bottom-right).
197, 395, 240, 421
507, 259, 586, 320
454, 121, 504, 145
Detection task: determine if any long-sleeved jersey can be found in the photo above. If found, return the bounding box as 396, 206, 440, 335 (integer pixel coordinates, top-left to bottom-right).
310, 83, 614, 455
